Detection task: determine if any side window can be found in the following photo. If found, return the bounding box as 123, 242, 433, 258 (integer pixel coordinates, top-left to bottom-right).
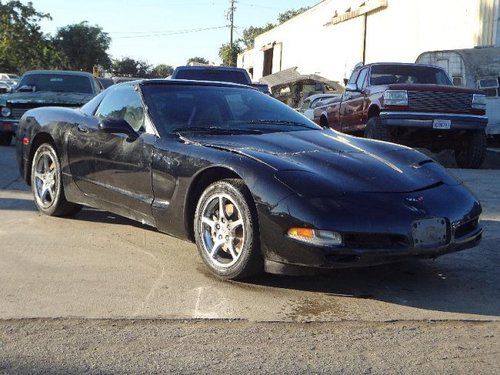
95, 85, 145, 132
348, 70, 360, 85
356, 68, 368, 89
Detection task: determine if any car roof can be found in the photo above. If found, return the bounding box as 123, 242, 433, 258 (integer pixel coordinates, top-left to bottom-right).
136, 78, 254, 89
22, 70, 96, 78
174, 65, 247, 72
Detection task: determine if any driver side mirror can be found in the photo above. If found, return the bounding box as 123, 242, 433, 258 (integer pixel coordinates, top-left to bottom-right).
343, 78, 349, 86
345, 83, 359, 92
99, 118, 138, 140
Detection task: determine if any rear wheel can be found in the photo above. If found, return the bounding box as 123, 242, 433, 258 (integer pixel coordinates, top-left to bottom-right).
364, 116, 393, 142
455, 130, 487, 169
31, 143, 82, 216
0, 133, 12, 146
194, 179, 262, 280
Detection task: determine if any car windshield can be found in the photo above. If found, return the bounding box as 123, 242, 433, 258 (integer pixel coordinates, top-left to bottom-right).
17, 73, 93, 93
142, 84, 320, 134
370, 65, 452, 85
174, 69, 249, 85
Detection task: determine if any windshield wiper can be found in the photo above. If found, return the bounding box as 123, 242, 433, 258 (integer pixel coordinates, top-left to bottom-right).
173, 126, 263, 134
245, 120, 315, 129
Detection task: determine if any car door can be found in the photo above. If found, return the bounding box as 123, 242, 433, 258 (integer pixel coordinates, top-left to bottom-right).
340, 67, 369, 133
68, 84, 156, 218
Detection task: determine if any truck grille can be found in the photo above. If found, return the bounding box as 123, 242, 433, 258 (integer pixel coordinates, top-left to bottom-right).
408, 91, 473, 114
11, 108, 28, 119
9, 103, 77, 120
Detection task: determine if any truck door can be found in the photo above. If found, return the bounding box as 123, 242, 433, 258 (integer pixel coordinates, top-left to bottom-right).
340, 67, 369, 133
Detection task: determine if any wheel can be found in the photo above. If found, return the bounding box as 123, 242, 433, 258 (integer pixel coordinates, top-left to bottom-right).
364, 116, 393, 142
31, 143, 82, 216
455, 130, 487, 169
320, 116, 329, 128
194, 179, 262, 280
0, 133, 12, 146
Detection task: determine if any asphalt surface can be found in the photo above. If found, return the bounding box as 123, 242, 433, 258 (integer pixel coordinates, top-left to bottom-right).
0, 143, 499, 373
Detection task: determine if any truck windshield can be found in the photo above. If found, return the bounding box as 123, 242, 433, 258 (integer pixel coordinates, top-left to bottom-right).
142, 84, 320, 134
370, 65, 452, 86
174, 69, 249, 85
17, 74, 93, 93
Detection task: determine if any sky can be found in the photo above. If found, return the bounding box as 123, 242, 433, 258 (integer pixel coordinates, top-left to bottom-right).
27, 0, 319, 67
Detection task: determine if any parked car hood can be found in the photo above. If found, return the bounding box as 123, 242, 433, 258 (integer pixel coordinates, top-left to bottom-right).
0, 91, 94, 107
380, 83, 481, 94
181, 129, 460, 194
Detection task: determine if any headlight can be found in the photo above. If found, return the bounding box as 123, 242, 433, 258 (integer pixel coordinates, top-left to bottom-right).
472, 94, 486, 110
287, 227, 343, 247
1, 106, 11, 117
383, 90, 408, 106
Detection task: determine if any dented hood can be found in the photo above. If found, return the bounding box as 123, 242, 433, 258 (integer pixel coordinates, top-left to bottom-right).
182, 129, 461, 194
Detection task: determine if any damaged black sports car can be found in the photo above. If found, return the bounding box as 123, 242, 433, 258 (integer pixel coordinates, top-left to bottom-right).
16, 80, 483, 279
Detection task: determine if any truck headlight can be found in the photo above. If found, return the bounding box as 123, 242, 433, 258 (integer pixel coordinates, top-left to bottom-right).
287, 227, 343, 247
383, 90, 408, 106
472, 94, 486, 110
1, 106, 11, 117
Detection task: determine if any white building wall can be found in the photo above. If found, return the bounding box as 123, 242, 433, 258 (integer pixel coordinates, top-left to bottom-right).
238, 0, 499, 84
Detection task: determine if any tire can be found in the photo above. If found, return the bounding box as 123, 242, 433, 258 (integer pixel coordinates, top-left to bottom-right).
194, 179, 262, 280
455, 130, 487, 169
0, 133, 12, 146
31, 143, 82, 217
364, 116, 393, 142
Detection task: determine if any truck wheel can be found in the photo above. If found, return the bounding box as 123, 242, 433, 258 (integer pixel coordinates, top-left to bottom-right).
455, 130, 487, 169
0, 133, 12, 146
364, 116, 393, 142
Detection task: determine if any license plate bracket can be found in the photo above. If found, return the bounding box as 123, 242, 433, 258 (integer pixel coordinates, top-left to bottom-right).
412, 217, 448, 248
433, 119, 451, 130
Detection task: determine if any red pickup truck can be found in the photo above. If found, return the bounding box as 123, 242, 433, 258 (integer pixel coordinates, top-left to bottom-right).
313, 63, 488, 168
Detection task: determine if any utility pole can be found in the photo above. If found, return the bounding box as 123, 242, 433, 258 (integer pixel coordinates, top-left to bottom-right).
226, 0, 236, 66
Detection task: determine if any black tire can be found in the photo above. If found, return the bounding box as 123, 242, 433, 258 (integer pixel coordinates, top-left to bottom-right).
455, 131, 487, 169
194, 179, 262, 280
320, 116, 329, 128
364, 116, 393, 142
30, 143, 82, 217
0, 133, 12, 146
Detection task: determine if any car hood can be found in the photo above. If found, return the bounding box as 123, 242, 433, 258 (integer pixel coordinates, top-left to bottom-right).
181, 129, 460, 194
0, 91, 94, 106
383, 83, 481, 94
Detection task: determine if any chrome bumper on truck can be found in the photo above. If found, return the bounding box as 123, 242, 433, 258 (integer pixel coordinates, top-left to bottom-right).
380, 111, 488, 131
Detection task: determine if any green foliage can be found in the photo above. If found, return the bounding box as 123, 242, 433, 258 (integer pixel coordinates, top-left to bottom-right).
219, 43, 242, 67
111, 57, 151, 77
53, 21, 111, 71
277, 7, 311, 24
187, 57, 209, 65
0, 0, 65, 72
151, 64, 173, 78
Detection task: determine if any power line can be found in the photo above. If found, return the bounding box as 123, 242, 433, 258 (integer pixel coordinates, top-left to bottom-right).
113, 26, 228, 39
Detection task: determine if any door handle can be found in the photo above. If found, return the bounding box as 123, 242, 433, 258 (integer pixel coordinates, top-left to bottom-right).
77, 124, 89, 133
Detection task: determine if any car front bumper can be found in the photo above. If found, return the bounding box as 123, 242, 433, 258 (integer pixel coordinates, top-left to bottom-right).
0, 119, 18, 135
380, 111, 488, 131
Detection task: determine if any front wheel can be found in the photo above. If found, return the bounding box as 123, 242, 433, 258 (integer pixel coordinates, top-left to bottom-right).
364, 116, 393, 142
194, 179, 262, 280
31, 143, 82, 216
455, 131, 487, 169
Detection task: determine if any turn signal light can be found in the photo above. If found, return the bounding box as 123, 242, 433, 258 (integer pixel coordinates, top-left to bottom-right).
287, 228, 342, 247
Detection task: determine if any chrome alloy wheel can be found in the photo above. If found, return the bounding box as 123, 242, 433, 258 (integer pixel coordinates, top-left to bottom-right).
33, 149, 58, 209
200, 193, 245, 268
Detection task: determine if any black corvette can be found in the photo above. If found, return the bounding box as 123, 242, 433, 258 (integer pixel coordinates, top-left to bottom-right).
16, 80, 483, 279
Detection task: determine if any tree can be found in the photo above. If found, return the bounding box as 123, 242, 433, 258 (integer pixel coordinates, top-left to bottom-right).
0, 1, 65, 72
277, 7, 310, 24
187, 57, 209, 65
53, 21, 111, 72
219, 43, 242, 67
151, 64, 173, 78
112, 57, 151, 77
239, 23, 274, 49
